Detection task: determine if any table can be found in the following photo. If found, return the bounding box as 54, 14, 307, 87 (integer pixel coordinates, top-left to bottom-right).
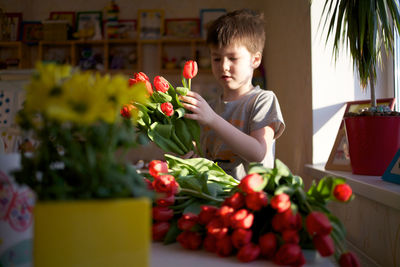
151, 242, 335, 267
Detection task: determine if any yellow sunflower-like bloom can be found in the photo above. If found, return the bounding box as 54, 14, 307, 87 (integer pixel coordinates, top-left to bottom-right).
24, 62, 149, 125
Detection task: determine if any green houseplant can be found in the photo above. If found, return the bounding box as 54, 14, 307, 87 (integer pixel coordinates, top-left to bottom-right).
321, 0, 400, 175
13, 63, 152, 267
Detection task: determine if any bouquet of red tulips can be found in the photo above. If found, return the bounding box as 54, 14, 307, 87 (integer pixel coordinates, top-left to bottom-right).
121, 60, 202, 156
148, 156, 360, 267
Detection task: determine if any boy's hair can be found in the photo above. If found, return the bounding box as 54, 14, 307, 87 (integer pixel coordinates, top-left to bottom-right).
206, 9, 266, 54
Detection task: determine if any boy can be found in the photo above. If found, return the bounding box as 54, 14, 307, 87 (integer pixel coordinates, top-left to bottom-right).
180, 9, 285, 180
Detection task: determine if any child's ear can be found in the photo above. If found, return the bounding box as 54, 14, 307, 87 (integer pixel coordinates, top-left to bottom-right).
252, 52, 262, 68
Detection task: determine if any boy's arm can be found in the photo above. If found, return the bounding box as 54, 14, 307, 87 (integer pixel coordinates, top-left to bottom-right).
180, 91, 274, 163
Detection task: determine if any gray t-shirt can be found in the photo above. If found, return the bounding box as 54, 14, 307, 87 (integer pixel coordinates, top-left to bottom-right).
201, 86, 285, 180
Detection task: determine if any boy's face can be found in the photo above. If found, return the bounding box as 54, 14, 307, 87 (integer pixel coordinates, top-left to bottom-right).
210, 43, 261, 95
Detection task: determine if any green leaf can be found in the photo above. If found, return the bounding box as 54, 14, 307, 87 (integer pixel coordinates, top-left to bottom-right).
275, 159, 291, 177
163, 220, 181, 245
183, 201, 203, 214
178, 176, 203, 192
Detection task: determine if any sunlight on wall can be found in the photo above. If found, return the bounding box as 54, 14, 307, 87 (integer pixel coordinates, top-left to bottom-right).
311, 1, 355, 164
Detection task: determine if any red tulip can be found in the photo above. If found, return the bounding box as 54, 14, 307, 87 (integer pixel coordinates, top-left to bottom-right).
223, 192, 245, 210
160, 102, 174, 116
270, 193, 291, 213
216, 205, 235, 227
339, 252, 361, 267
203, 234, 218, 253
216, 235, 233, 257
230, 209, 254, 229
259, 232, 277, 259
152, 221, 170, 241
134, 72, 150, 82
231, 228, 252, 249
154, 75, 169, 93
274, 243, 303, 266
206, 218, 228, 239
198, 205, 218, 225
282, 229, 300, 244
177, 231, 202, 250
238, 173, 264, 194
306, 211, 332, 236
120, 105, 132, 118
272, 209, 302, 232
129, 77, 153, 96
148, 160, 168, 178
245, 191, 268, 211
155, 193, 175, 207
183, 60, 198, 79
313, 234, 335, 257
152, 206, 173, 221
334, 183, 353, 202
152, 174, 179, 195
237, 243, 260, 262
177, 212, 198, 231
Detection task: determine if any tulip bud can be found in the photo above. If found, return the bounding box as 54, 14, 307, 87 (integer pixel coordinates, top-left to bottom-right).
156, 193, 175, 207
198, 205, 218, 225
237, 243, 260, 262
206, 218, 228, 239
216, 235, 233, 257
274, 243, 303, 266
238, 173, 264, 193
120, 105, 132, 118
306, 211, 332, 236
231, 228, 252, 249
245, 191, 268, 211
160, 102, 174, 116
152, 174, 179, 195
153, 76, 169, 93
339, 252, 361, 267
177, 212, 199, 231
216, 205, 235, 227
148, 160, 168, 178
177, 231, 202, 250
203, 234, 218, 253
259, 232, 277, 259
334, 183, 353, 202
270, 193, 291, 213
152, 221, 170, 241
282, 229, 300, 244
134, 72, 150, 82
223, 192, 245, 210
230, 209, 254, 229
313, 234, 335, 257
272, 209, 302, 232
183, 60, 198, 79
152, 206, 173, 221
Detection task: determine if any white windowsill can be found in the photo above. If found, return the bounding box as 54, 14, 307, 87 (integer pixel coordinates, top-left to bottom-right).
304, 163, 400, 211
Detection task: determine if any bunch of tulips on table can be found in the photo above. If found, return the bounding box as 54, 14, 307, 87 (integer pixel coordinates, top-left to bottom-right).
146, 156, 360, 267
121, 60, 202, 156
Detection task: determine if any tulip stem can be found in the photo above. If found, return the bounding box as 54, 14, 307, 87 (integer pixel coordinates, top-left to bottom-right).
180, 188, 224, 203
188, 79, 191, 91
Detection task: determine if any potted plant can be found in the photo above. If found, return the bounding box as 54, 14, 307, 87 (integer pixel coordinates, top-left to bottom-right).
321, 0, 400, 175
12, 63, 152, 267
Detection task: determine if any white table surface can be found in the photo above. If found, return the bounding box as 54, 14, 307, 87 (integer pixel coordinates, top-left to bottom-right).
151, 242, 335, 267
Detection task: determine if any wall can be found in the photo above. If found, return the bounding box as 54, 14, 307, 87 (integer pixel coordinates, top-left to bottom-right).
0, 0, 314, 177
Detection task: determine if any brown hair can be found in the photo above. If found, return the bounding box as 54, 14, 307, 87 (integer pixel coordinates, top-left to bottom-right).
206, 9, 266, 54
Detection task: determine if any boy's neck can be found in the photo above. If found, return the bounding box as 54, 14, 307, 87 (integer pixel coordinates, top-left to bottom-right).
222, 84, 255, 102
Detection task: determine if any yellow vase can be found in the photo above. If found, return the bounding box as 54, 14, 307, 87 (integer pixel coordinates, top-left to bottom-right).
33, 198, 151, 267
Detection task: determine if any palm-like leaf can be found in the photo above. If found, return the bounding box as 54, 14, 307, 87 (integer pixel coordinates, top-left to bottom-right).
322, 0, 400, 107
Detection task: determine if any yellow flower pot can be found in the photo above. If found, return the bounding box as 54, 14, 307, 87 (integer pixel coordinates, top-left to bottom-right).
33, 198, 151, 267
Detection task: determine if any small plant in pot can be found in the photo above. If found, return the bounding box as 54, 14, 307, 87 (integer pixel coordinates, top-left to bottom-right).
322, 0, 400, 175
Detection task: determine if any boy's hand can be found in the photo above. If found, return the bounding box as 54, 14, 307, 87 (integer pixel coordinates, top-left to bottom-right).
179, 91, 216, 126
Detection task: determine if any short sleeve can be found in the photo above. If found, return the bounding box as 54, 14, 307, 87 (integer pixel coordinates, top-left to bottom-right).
249, 91, 285, 139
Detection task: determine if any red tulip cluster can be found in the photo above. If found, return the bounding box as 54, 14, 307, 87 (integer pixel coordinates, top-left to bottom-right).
148, 157, 360, 267
148, 160, 180, 241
